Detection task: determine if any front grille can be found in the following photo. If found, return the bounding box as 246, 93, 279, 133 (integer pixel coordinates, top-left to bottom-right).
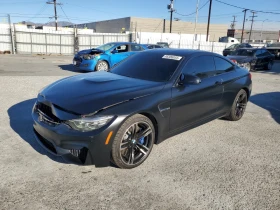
34, 129, 57, 154
70, 148, 88, 163
36, 102, 61, 123
74, 56, 82, 62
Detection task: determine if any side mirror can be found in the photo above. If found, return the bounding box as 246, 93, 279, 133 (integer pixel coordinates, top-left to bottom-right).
111, 49, 118, 54
178, 74, 201, 86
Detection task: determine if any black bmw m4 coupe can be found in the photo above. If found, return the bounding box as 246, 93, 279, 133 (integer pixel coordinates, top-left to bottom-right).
32, 49, 252, 169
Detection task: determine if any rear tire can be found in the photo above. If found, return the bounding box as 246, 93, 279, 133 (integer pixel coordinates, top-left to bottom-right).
111, 114, 155, 169
265, 61, 273, 70
225, 89, 248, 121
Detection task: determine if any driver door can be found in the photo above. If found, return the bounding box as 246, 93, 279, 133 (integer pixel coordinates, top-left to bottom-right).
170, 55, 224, 131
110, 44, 130, 66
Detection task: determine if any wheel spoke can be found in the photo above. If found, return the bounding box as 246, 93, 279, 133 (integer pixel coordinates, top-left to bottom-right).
128, 147, 135, 164
239, 94, 246, 102
120, 142, 129, 149
136, 143, 149, 153
136, 145, 147, 155
239, 103, 246, 108
136, 127, 152, 139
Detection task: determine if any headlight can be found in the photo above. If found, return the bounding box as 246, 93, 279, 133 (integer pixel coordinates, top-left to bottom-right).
65, 115, 114, 132
83, 54, 94, 60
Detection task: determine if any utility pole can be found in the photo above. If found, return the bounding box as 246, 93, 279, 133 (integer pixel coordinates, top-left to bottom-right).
241, 9, 248, 43
167, 0, 175, 33
230, 15, 237, 29
206, 0, 212, 41
194, 0, 200, 41
248, 11, 257, 42
47, 0, 62, 31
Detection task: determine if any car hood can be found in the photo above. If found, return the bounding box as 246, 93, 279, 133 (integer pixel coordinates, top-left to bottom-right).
77, 48, 105, 55
40, 71, 165, 115
227, 55, 253, 63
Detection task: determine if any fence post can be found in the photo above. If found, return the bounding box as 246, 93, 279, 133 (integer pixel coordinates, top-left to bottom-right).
103, 35, 105, 44
13, 23, 17, 54
89, 36, 92, 48
60, 34, 62, 55
7, 14, 15, 54
211, 41, 214, 52
178, 33, 181, 49
45, 34, 47, 55
74, 27, 78, 55
30, 32, 32, 54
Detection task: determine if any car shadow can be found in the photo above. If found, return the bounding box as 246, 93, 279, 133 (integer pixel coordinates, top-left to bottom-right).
8, 98, 118, 168
7, 98, 66, 164
250, 92, 280, 124
58, 64, 87, 73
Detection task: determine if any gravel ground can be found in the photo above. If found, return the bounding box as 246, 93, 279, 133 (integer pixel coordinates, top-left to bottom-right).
0, 55, 279, 210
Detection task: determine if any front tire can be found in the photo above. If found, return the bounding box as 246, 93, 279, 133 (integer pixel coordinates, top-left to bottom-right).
95, 60, 109, 71
226, 89, 248, 121
111, 114, 155, 169
265, 61, 273, 70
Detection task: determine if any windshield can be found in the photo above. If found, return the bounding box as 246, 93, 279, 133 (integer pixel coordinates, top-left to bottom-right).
96, 43, 115, 51
110, 52, 183, 82
231, 49, 256, 56
157, 42, 169, 48
227, 44, 238, 49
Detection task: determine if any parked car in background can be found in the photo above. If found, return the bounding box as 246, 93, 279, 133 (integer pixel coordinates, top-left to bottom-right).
156, 42, 169, 48
141, 44, 163, 50
266, 43, 280, 60
227, 48, 274, 71
33, 49, 252, 169
223, 43, 252, 56
73, 42, 145, 71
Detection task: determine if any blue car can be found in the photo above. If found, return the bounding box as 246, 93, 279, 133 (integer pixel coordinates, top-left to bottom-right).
73, 42, 145, 71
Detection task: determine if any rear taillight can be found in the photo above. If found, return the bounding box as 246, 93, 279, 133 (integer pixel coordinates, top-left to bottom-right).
249, 73, 252, 79
231, 59, 237, 64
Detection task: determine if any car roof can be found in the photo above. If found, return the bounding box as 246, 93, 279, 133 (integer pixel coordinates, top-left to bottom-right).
139, 49, 222, 58
107, 42, 138, 45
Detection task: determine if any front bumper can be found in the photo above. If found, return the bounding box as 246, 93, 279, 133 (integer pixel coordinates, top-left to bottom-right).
32, 105, 124, 167
73, 56, 97, 71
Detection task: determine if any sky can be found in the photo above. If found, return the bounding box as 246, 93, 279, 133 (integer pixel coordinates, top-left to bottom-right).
0, 0, 279, 31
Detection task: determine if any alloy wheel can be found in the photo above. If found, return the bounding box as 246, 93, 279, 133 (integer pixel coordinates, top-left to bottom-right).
119, 122, 153, 166
97, 62, 108, 71
235, 93, 247, 118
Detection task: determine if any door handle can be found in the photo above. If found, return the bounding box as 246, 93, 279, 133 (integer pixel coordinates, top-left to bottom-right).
215, 79, 223, 85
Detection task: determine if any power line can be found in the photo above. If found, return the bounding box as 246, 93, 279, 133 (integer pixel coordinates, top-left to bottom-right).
175, 0, 209, 16
59, 5, 71, 24
26, 4, 48, 22
215, 0, 280, 15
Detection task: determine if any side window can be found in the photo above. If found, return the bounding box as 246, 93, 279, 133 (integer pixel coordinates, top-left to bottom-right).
114, 45, 128, 53
130, 44, 144, 52
214, 57, 234, 74
155, 45, 162, 48
182, 55, 216, 79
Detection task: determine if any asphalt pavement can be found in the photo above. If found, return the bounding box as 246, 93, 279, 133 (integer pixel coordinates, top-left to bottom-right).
0, 55, 279, 210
